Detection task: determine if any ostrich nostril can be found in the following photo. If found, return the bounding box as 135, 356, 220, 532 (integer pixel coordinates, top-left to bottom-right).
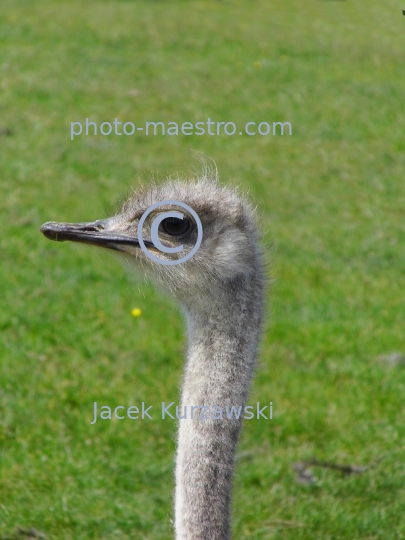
82, 221, 105, 232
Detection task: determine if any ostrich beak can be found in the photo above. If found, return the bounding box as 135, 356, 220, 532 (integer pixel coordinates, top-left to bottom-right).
40, 219, 154, 252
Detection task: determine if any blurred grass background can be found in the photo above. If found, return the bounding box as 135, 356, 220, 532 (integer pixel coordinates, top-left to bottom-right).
1, 1, 405, 538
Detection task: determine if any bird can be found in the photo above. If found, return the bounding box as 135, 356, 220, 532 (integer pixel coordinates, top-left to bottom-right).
40, 171, 265, 540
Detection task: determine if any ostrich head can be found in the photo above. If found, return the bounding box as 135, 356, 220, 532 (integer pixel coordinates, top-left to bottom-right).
40, 176, 262, 304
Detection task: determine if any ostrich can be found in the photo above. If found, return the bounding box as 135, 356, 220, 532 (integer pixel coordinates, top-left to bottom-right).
40, 174, 265, 539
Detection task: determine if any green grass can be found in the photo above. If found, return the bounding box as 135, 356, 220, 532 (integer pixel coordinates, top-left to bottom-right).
1, 1, 405, 538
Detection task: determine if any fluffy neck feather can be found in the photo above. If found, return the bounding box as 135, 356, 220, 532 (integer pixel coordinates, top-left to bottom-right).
175, 271, 264, 539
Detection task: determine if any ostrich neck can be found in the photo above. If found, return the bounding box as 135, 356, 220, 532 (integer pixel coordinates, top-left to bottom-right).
175, 276, 263, 540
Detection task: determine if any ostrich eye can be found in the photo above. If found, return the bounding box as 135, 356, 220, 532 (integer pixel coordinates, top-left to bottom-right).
160, 216, 191, 236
